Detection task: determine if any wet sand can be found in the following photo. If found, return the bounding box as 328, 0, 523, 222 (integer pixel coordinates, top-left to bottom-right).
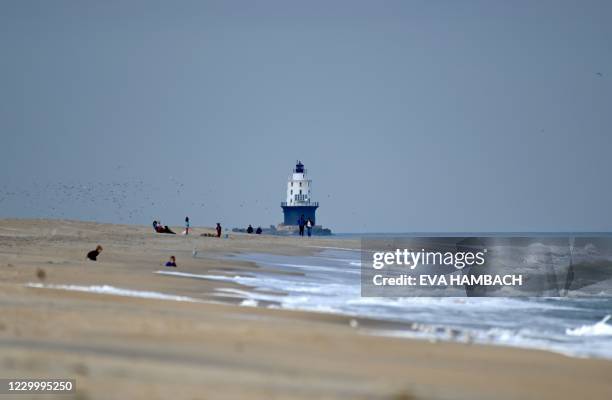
0, 219, 611, 400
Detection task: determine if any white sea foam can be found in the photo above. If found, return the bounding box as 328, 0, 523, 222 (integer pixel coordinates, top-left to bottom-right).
240, 299, 258, 307
305, 246, 360, 252
155, 270, 345, 295
155, 270, 227, 280
269, 262, 360, 274
26, 283, 199, 302
316, 256, 362, 264
566, 316, 612, 337
215, 288, 281, 304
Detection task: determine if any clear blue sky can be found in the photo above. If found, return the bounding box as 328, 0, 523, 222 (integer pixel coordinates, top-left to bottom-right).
1, 0, 611, 232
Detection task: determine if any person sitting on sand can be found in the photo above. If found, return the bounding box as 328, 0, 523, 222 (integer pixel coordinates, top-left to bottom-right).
246, 225, 254, 234
153, 220, 175, 234
256, 226, 262, 234
162, 225, 176, 234
216, 223, 222, 238
165, 256, 177, 267
154, 220, 166, 233
87, 245, 103, 261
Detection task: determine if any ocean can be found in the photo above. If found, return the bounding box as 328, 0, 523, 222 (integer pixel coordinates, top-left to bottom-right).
159, 244, 612, 360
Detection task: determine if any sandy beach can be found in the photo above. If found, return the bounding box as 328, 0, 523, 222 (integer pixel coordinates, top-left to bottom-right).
0, 219, 611, 400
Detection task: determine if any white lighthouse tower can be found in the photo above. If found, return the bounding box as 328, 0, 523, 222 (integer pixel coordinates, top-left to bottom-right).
286, 161, 312, 205
281, 161, 319, 225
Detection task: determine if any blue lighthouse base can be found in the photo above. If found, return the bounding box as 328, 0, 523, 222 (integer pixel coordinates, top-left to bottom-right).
281, 204, 318, 226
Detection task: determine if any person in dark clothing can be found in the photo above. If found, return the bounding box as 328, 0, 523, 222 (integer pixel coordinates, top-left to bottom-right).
255, 226, 262, 234
246, 225, 254, 234
184, 216, 190, 235
165, 256, 177, 267
162, 225, 176, 234
87, 245, 103, 261
154, 220, 166, 233
216, 223, 222, 238
154, 220, 175, 234
297, 215, 306, 236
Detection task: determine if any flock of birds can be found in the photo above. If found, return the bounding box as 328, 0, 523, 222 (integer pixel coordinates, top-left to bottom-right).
0, 180, 158, 223
0, 174, 286, 227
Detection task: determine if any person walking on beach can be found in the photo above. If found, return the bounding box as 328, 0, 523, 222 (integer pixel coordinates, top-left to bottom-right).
306, 218, 313, 237
184, 216, 190, 235
86, 245, 103, 261
216, 223, 222, 238
165, 256, 177, 267
297, 215, 306, 236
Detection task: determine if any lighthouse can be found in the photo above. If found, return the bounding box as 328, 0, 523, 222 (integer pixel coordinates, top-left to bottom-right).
281, 161, 319, 226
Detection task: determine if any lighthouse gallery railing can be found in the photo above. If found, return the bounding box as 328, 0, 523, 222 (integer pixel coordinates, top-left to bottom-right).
281, 201, 319, 207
